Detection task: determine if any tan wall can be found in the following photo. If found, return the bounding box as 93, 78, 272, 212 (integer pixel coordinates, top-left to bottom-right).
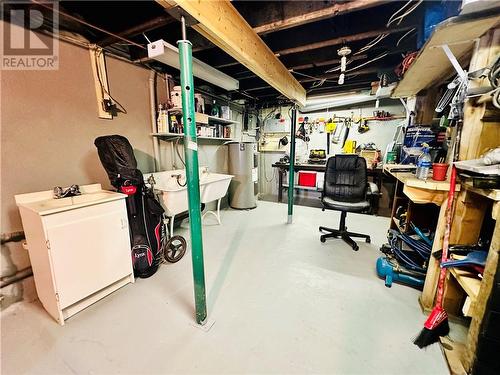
1, 39, 155, 234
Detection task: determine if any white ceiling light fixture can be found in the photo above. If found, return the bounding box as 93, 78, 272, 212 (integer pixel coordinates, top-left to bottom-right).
302, 91, 375, 112
337, 46, 351, 85
147, 39, 239, 91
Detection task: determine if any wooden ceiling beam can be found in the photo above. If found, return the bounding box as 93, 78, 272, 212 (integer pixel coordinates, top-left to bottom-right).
252, 0, 388, 35
98, 15, 175, 46
276, 26, 413, 56
289, 54, 368, 71
159, 0, 306, 105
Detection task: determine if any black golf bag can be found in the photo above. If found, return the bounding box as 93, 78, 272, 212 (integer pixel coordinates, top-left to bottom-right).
94, 135, 166, 278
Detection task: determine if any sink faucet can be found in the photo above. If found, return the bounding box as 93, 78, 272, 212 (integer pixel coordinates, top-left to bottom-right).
53, 184, 81, 199
147, 174, 156, 187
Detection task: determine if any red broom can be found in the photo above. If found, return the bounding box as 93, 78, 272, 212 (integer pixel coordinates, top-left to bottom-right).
414, 166, 457, 348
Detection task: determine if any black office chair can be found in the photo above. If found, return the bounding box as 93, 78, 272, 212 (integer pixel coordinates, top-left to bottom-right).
319, 154, 378, 251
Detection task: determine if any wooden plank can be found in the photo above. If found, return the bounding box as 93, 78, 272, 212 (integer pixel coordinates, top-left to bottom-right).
464, 218, 500, 372
440, 336, 467, 375
387, 170, 461, 192
464, 183, 500, 201
420, 199, 448, 310
162, 0, 306, 106
403, 186, 448, 205
276, 26, 412, 56
393, 14, 500, 98
460, 28, 500, 160
449, 268, 481, 303
252, 0, 386, 35
415, 87, 439, 124
450, 189, 488, 244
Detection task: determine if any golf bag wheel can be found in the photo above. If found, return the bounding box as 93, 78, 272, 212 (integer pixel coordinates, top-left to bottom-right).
353, 245, 359, 251
366, 237, 371, 243
164, 235, 187, 263
320, 236, 326, 243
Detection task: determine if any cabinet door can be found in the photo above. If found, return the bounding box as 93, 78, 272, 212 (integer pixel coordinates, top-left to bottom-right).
45, 201, 132, 308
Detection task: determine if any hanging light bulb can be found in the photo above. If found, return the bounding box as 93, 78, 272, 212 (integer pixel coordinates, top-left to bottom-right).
340, 55, 347, 72
337, 46, 351, 86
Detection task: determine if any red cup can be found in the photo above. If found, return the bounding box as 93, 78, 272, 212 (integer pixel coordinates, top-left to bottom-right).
432, 163, 449, 181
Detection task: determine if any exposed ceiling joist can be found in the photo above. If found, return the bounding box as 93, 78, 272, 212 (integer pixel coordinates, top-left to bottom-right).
276, 26, 413, 56
289, 54, 368, 71
158, 0, 306, 105
252, 0, 389, 35
194, 0, 388, 52
297, 67, 379, 83
98, 15, 175, 46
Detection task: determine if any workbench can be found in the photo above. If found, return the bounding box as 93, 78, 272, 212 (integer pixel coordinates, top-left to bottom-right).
272, 161, 384, 203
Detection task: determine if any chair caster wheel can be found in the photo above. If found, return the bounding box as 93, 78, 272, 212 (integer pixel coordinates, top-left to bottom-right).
320, 236, 326, 243
366, 238, 371, 243
353, 245, 359, 251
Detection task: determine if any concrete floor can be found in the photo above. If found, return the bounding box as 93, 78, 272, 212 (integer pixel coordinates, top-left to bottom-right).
1, 201, 449, 374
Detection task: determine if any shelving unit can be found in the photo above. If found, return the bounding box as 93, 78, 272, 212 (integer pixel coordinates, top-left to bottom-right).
392, 13, 500, 98
167, 108, 239, 125
156, 107, 239, 142
151, 132, 234, 142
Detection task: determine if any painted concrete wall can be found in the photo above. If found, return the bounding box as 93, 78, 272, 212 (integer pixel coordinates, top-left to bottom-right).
258, 100, 406, 199
0, 34, 241, 307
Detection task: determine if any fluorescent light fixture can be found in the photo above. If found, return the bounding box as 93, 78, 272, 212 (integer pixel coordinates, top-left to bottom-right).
148, 39, 239, 91
301, 91, 376, 112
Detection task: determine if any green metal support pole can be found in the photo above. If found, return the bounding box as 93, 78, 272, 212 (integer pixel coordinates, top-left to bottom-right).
178, 18, 207, 325
287, 106, 297, 224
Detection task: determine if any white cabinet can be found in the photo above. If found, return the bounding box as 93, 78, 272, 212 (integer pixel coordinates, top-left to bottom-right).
16, 184, 134, 325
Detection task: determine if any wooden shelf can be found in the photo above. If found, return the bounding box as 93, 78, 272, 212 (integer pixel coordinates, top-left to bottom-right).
167, 108, 238, 125
392, 14, 500, 98
463, 182, 500, 201
449, 267, 482, 302
151, 133, 234, 141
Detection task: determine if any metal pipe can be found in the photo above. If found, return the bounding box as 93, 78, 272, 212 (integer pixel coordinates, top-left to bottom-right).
1, 231, 25, 245
178, 20, 208, 325
1, 267, 33, 288
287, 107, 297, 223
149, 71, 161, 171
181, 16, 187, 41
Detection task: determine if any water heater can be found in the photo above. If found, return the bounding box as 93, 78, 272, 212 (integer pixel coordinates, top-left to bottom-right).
228, 142, 258, 209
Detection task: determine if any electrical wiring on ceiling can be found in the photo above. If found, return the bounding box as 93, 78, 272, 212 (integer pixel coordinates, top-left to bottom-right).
387, 0, 423, 27
396, 27, 417, 47
353, 33, 389, 56
346, 52, 389, 73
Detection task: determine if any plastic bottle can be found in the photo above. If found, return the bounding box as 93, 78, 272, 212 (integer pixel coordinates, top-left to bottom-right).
157, 104, 164, 133
210, 100, 219, 117
416, 144, 432, 180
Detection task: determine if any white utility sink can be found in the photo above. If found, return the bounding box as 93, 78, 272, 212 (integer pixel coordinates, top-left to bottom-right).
17, 185, 125, 216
